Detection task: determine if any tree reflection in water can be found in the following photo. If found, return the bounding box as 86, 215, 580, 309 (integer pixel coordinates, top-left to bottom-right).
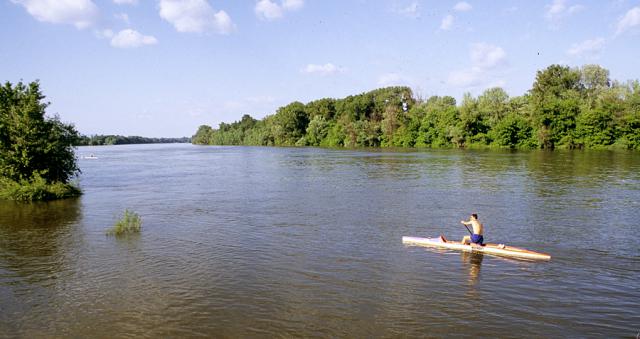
0, 199, 81, 284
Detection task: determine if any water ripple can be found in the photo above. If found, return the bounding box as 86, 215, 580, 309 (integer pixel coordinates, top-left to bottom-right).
0, 145, 638, 337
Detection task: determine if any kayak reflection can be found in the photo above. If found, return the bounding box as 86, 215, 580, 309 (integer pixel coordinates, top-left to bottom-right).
461, 251, 484, 287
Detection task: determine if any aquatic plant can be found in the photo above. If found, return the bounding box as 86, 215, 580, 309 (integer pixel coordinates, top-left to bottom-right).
106, 209, 142, 236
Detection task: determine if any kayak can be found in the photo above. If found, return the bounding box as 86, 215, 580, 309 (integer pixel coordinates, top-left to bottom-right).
402, 236, 551, 261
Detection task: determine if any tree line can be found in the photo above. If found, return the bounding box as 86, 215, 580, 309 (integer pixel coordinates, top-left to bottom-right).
193, 64, 640, 150
76, 135, 190, 146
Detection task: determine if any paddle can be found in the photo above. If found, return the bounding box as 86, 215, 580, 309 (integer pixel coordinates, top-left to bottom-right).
461, 222, 473, 235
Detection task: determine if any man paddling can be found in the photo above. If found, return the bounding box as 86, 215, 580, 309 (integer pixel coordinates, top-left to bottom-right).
460, 213, 484, 246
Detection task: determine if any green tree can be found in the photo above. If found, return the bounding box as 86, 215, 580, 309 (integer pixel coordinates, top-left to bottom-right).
530, 65, 583, 148
243, 120, 270, 145
305, 98, 336, 120
238, 114, 257, 132
580, 64, 610, 107
477, 87, 509, 127
576, 107, 615, 147
531, 64, 583, 99
104, 135, 117, 145
305, 115, 329, 146
354, 120, 381, 147
490, 113, 534, 148
620, 110, 640, 149
618, 80, 640, 149
192, 125, 213, 144
0, 81, 80, 183
392, 114, 420, 147
370, 86, 415, 122
322, 120, 346, 147
191, 65, 640, 151
458, 93, 488, 145
273, 102, 309, 145
335, 94, 374, 122
419, 98, 460, 147
381, 104, 402, 146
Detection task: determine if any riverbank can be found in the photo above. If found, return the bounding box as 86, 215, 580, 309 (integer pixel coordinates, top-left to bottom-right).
193, 65, 640, 151
76, 135, 191, 146
0, 175, 81, 201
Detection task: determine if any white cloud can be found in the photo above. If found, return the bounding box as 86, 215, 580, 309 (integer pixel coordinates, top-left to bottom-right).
11, 0, 99, 29
159, 0, 235, 34
255, 0, 282, 20
440, 3, 471, 31
470, 43, 506, 69
113, 0, 137, 5
282, 0, 304, 11
394, 1, 420, 18
255, 0, 304, 21
440, 14, 454, 30
545, 0, 583, 27
447, 43, 507, 89
545, 0, 566, 20
110, 29, 158, 48
454, 2, 472, 12
301, 63, 346, 76
212, 11, 234, 34
567, 38, 605, 58
615, 7, 640, 36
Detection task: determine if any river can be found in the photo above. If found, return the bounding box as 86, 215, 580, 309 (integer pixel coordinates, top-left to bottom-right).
1, 144, 638, 337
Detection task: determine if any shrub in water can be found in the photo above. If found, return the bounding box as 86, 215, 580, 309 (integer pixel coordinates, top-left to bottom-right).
106, 209, 142, 236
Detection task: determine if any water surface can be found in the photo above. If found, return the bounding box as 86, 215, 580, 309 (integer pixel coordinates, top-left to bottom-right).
1, 144, 638, 337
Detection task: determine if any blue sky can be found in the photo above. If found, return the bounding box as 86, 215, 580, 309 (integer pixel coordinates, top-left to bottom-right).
1, 0, 639, 137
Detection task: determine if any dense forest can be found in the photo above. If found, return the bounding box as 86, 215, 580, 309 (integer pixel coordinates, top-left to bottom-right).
76, 135, 190, 146
193, 64, 640, 150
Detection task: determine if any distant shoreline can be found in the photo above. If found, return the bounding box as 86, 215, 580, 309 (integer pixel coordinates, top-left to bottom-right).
193, 64, 640, 151
75, 135, 191, 146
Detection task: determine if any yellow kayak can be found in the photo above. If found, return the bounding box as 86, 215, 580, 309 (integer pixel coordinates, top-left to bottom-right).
402, 236, 551, 261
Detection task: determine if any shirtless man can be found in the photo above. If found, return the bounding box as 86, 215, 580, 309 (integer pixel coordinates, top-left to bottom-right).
461, 213, 484, 246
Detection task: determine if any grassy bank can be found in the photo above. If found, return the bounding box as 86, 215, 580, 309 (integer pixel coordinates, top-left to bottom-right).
0, 175, 81, 202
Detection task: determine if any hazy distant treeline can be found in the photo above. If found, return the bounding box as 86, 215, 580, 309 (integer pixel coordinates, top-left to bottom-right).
77, 135, 191, 146
193, 64, 640, 150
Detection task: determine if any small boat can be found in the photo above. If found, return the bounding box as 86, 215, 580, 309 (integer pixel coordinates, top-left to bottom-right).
402, 236, 551, 261
83, 154, 98, 160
